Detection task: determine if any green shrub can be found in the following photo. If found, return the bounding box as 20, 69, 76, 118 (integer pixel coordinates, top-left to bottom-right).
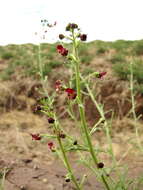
0, 67, 14, 80
42, 63, 52, 76
49, 61, 62, 68
110, 54, 125, 64
113, 59, 143, 83
1, 52, 13, 60
110, 40, 133, 51
134, 84, 143, 94
82, 68, 93, 76
133, 40, 143, 55
113, 62, 130, 80
81, 55, 93, 64
78, 44, 88, 56
132, 59, 143, 83
96, 47, 107, 55
78, 44, 93, 64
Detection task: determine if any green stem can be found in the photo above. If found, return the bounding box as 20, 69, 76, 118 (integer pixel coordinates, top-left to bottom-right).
56, 131, 81, 190
130, 61, 143, 152
72, 36, 98, 165
72, 31, 111, 190
80, 74, 116, 165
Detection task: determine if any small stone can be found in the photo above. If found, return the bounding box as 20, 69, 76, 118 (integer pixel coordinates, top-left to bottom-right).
33, 165, 39, 170
20, 186, 26, 190
42, 178, 48, 183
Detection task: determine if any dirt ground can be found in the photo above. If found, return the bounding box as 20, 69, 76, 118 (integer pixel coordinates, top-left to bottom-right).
0, 110, 143, 190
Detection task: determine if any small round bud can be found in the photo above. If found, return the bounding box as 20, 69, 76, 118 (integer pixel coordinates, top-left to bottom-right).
48, 117, 55, 124
33, 105, 42, 113
97, 162, 104, 169
80, 34, 87, 41
65, 178, 70, 182
59, 34, 65, 40
59, 134, 66, 139
36, 105, 42, 111
70, 23, 78, 29
101, 119, 105, 124
73, 140, 78, 145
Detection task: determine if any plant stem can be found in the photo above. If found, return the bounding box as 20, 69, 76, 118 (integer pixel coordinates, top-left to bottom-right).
130, 61, 143, 152
38, 43, 44, 80
72, 31, 111, 190
56, 126, 81, 190
80, 74, 116, 165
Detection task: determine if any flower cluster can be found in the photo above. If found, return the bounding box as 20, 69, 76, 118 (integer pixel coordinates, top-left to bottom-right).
66, 23, 78, 31
57, 45, 68, 56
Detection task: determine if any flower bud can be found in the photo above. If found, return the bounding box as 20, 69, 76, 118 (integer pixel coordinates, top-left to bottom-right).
59, 34, 65, 40
97, 162, 104, 168
80, 34, 87, 41
59, 133, 66, 139
65, 178, 70, 182
48, 117, 55, 124
70, 23, 78, 29
73, 140, 78, 145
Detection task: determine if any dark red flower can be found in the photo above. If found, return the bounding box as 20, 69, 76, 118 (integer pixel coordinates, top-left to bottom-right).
48, 142, 54, 150
30, 133, 41, 140
80, 34, 87, 41
57, 45, 68, 56
65, 88, 77, 100
48, 117, 55, 124
97, 72, 107, 79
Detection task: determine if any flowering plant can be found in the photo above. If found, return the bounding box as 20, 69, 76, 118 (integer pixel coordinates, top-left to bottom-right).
30, 22, 137, 190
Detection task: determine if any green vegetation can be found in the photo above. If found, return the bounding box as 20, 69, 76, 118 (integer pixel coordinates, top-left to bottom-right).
113, 58, 143, 83
132, 40, 143, 55
0, 40, 143, 95
1, 52, 14, 60
78, 43, 93, 64
110, 53, 126, 64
